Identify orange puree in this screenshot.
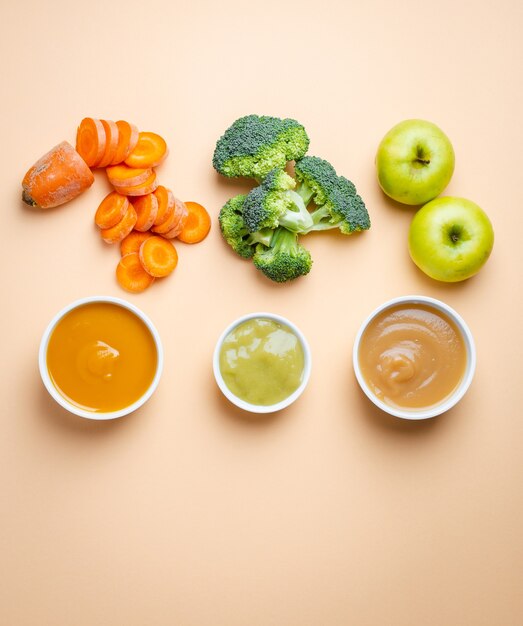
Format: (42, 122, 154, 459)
(358, 303, 466, 410)
(46, 302, 157, 413)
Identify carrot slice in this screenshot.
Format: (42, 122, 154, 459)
(116, 252, 155, 293)
(75, 118, 106, 168)
(177, 201, 211, 243)
(114, 171, 158, 196)
(125, 132, 168, 168)
(100, 204, 137, 244)
(139, 236, 178, 278)
(112, 120, 139, 165)
(152, 185, 174, 227)
(106, 164, 153, 188)
(162, 198, 188, 239)
(120, 230, 153, 256)
(97, 120, 119, 168)
(130, 193, 159, 232)
(94, 191, 129, 229)
(22, 141, 95, 209)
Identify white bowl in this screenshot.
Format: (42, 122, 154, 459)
(213, 312, 312, 414)
(39, 296, 163, 420)
(352, 295, 476, 420)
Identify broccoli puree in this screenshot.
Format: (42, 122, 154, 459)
(219, 318, 305, 406)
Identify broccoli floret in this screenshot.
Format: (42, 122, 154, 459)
(212, 114, 310, 180)
(218, 194, 273, 259)
(253, 227, 312, 283)
(294, 156, 371, 234)
(242, 169, 313, 233)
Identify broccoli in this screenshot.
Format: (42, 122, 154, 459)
(294, 156, 371, 234)
(212, 114, 310, 180)
(241, 168, 314, 234)
(253, 227, 312, 283)
(218, 194, 273, 259)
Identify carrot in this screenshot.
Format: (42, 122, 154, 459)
(97, 120, 119, 168)
(162, 197, 188, 239)
(176, 201, 211, 243)
(94, 191, 129, 229)
(114, 171, 158, 196)
(112, 120, 139, 165)
(22, 141, 95, 209)
(139, 236, 178, 277)
(120, 230, 153, 256)
(116, 252, 155, 293)
(106, 164, 153, 188)
(130, 193, 158, 231)
(125, 131, 168, 168)
(75, 118, 106, 168)
(152, 185, 174, 227)
(100, 203, 137, 244)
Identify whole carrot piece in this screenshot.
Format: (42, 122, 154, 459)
(22, 141, 94, 209)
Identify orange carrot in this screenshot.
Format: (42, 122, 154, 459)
(120, 230, 153, 256)
(100, 204, 137, 244)
(152, 185, 174, 227)
(106, 164, 153, 188)
(130, 193, 158, 231)
(75, 118, 106, 168)
(97, 120, 119, 168)
(94, 191, 129, 229)
(162, 197, 188, 239)
(139, 236, 178, 277)
(112, 120, 139, 165)
(116, 252, 155, 293)
(114, 171, 158, 196)
(22, 141, 95, 209)
(177, 201, 211, 243)
(125, 131, 168, 168)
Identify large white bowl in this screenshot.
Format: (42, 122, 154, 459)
(213, 312, 312, 414)
(352, 295, 476, 420)
(39, 296, 163, 420)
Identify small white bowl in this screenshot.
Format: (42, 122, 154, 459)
(213, 312, 312, 414)
(352, 295, 476, 420)
(39, 296, 163, 420)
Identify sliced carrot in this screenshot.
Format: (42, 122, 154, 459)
(139, 236, 178, 278)
(94, 191, 129, 229)
(120, 230, 153, 256)
(75, 118, 106, 168)
(100, 204, 137, 244)
(125, 131, 168, 168)
(116, 252, 155, 293)
(152, 185, 174, 227)
(177, 201, 211, 243)
(114, 171, 158, 196)
(106, 164, 153, 188)
(130, 193, 159, 231)
(97, 120, 119, 168)
(112, 120, 139, 165)
(22, 141, 95, 209)
(162, 198, 188, 239)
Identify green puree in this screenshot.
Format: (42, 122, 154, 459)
(219, 318, 305, 406)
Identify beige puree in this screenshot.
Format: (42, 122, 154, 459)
(358, 303, 467, 410)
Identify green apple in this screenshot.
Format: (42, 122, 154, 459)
(408, 197, 494, 282)
(376, 119, 455, 205)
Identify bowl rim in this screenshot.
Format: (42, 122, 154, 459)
(39, 295, 164, 420)
(213, 311, 312, 414)
(352, 295, 476, 420)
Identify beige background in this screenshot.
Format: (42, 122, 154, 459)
(1, 0, 522, 624)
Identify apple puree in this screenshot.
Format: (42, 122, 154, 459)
(358, 304, 466, 410)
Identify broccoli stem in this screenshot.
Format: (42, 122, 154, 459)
(278, 190, 314, 232)
(295, 181, 315, 206)
(301, 205, 339, 233)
